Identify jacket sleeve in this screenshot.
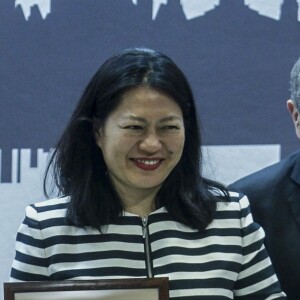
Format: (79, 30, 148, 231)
(10, 204, 49, 281)
(233, 194, 286, 299)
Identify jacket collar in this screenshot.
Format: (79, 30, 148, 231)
(288, 153, 300, 232)
(291, 152, 300, 186)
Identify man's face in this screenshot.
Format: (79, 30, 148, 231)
(287, 99, 300, 139)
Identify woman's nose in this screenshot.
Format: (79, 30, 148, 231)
(139, 133, 162, 153)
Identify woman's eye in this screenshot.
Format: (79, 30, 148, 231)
(124, 125, 143, 130)
(161, 125, 179, 130)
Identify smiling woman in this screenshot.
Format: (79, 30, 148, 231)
(9, 48, 286, 299)
(94, 86, 185, 216)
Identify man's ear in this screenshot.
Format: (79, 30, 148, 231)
(287, 99, 300, 139)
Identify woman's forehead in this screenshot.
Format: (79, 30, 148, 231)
(110, 87, 183, 118)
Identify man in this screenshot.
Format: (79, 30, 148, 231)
(228, 58, 300, 299)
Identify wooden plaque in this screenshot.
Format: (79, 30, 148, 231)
(4, 278, 169, 300)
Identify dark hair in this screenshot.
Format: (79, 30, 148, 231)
(44, 48, 229, 231)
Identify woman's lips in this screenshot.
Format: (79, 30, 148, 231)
(132, 158, 163, 170)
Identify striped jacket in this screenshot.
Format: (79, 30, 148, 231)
(10, 193, 286, 299)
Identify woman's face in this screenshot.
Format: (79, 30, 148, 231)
(95, 86, 185, 198)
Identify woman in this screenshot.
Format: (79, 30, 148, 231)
(10, 48, 286, 299)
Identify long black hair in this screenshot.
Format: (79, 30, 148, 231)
(44, 48, 229, 231)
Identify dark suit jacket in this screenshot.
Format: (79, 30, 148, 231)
(228, 150, 300, 300)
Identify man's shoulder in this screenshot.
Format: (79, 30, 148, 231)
(228, 150, 300, 193)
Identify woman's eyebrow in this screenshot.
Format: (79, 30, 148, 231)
(159, 116, 183, 123)
(120, 115, 182, 123)
(121, 115, 148, 123)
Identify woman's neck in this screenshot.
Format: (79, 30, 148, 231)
(123, 198, 156, 217)
(117, 187, 160, 217)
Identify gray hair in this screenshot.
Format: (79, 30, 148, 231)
(290, 57, 300, 111)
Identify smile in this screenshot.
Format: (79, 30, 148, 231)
(132, 159, 163, 170)
(136, 159, 161, 165)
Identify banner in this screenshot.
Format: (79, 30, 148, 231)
(1, 1, 300, 299)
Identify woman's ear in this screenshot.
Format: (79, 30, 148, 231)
(287, 99, 300, 139)
(94, 129, 102, 149)
(93, 119, 103, 148)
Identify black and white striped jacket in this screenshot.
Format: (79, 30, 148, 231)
(10, 193, 286, 299)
